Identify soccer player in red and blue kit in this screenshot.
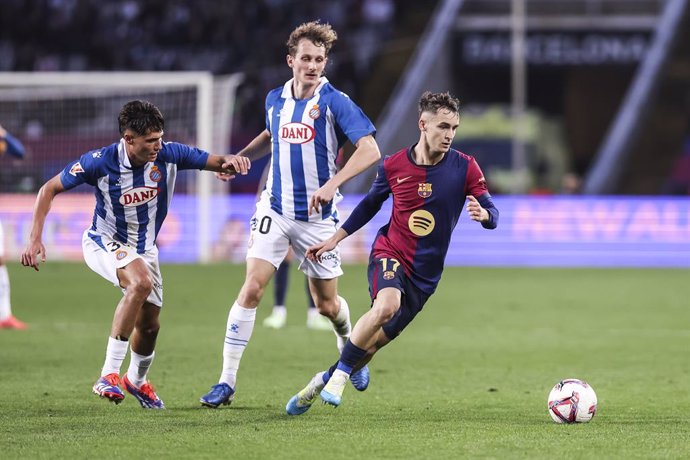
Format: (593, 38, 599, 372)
(286, 91, 498, 414)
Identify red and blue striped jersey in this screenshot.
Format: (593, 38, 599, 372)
(342, 146, 498, 294)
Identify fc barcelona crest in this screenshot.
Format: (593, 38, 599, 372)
(418, 182, 433, 198)
(308, 104, 321, 119)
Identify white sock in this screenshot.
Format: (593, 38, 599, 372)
(332, 296, 352, 352)
(0, 265, 12, 320)
(101, 336, 129, 376)
(220, 301, 256, 388)
(127, 350, 155, 388)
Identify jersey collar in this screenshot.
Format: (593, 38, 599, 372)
(281, 76, 329, 100)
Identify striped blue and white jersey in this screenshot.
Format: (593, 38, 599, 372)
(59, 139, 209, 253)
(259, 77, 375, 222)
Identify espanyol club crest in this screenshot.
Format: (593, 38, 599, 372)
(115, 250, 128, 261)
(149, 165, 162, 182)
(308, 104, 321, 119)
(418, 182, 433, 198)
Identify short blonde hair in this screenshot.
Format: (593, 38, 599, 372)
(286, 21, 338, 56)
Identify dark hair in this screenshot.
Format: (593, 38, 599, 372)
(418, 91, 460, 117)
(118, 100, 164, 136)
(286, 21, 338, 56)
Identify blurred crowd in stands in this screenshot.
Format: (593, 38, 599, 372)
(0, 0, 397, 99)
(0, 0, 410, 193)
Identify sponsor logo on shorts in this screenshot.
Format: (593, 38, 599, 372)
(119, 186, 159, 207)
(280, 122, 315, 144)
(319, 251, 340, 268)
(115, 250, 128, 260)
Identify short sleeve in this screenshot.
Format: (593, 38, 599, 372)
(465, 156, 490, 197)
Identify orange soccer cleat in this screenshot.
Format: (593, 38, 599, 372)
(0, 315, 28, 330)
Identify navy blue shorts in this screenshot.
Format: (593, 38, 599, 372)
(367, 255, 431, 340)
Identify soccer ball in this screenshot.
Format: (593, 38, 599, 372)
(547, 378, 597, 423)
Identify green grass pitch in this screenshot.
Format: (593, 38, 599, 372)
(1, 262, 688, 459)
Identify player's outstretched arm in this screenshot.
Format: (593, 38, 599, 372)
(309, 135, 381, 215)
(306, 228, 349, 262)
(21, 175, 65, 271)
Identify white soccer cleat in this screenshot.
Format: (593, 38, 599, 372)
(285, 371, 326, 415)
(306, 309, 332, 331)
(263, 308, 287, 329)
(320, 369, 349, 407)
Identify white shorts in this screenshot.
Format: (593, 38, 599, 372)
(246, 207, 343, 279)
(82, 231, 163, 307)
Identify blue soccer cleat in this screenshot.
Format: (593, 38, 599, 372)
(200, 383, 235, 408)
(350, 365, 370, 391)
(286, 372, 325, 416)
(320, 369, 349, 407)
(92, 373, 125, 404)
(122, 374, 165, 409)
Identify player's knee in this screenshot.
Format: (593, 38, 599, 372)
(138, 319, 160, 338)
(239, 277, 265, 305)
(128, 275, 153, 299)
(371, 301, 398, 326)
(314, 297, 338, 318)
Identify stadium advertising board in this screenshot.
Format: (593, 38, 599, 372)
(1, 194, 688, 267)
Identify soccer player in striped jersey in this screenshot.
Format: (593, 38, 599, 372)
(21, 100, 249, 408)
(285, 91, 499, 415)
(0, 124, 28, 330)
(200, 21, 381, 408)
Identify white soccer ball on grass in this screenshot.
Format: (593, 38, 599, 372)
(547, 378, 597, 423)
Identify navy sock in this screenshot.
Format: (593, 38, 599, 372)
(274, 260, 290, 306)
(322, 363, 338, 384)
(335, 340, 368, 375)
